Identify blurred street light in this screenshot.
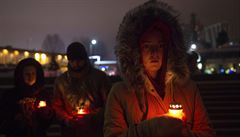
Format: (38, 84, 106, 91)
(14, 50, 19, 56)
(35, 53, 40, 61)
(91, 39, 97, 45)
(90, 39, 97, 55)
(24, 51, 30, 57)
(190, 43, 197, 51)
(2, 49, 8, 55)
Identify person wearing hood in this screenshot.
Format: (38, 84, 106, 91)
(52, 42, 111, 137)
(104, 1, 215, 137)
(0, 58, 54, 137)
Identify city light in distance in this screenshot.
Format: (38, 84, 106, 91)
(91, 39, 97, 45)
(190, 44, 197, 51)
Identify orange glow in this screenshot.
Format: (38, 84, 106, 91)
(38, 101, 47, 108)
(74, 106, 90, 118)
(167, 103, 184, 120)
(168, 109, 184, 119)
(77, 108, 88, 115)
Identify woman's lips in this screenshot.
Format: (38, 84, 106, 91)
(150, 59, 159, 63)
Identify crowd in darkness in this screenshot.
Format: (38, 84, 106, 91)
(0, 1, 215, 137)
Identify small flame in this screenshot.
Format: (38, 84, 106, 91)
(77, 108, 88, 115)
(38, 101, 47, 108)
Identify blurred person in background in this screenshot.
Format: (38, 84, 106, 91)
(0, 58, 54, 137)
(53, 42, 111, 137)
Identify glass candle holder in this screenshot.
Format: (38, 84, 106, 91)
(75, 106, 89, 118)
(168, 102, 184, 120)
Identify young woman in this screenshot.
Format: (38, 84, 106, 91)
(104, 1, 215, 137)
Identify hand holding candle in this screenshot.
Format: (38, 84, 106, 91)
(67, 106, 91, 128)
(18, 97, 36, 117)
(75, 106, 90, 118)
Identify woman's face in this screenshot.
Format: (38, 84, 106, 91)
(140, 30, 165, 77)
(23, 65, 37, 86)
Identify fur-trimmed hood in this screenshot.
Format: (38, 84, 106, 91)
(115, 0, 189, 89)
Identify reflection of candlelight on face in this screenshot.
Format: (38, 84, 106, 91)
(167, 103, 184, 120)
(38, 101, 47, 108)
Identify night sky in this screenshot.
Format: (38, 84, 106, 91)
(0, 0, 239, 59)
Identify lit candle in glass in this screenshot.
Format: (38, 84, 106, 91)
(76, 106, 89, 118)
(38, 101, 47, 108)
(77, 108, 88, 115)
(168, 102, 184, 120)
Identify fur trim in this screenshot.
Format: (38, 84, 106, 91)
(116, 1, 189, 88)
(115, 1, 190, 113)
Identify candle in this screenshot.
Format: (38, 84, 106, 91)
(167, 102, 184, 120)
(38, 101, 47, 108)
(77, 108, 88, 115)
(75, 106, 89, 118)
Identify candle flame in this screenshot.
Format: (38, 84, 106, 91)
(38, 101, 47, 108)
(77, 108, 88, 114)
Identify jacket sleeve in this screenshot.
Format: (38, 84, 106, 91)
(99, 73, 112, 105)
(190, 86, 216, 137)
(52, 78, 72, 123)
(104, 84, 129, 137)
(104, 83, 183, 137)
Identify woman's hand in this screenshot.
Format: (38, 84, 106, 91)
(136, 116, 184, 137)
(34, 106, 55, 120)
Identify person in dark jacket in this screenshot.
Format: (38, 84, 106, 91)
(52, 42, 111, 137)
(104, 1, 215, 137)
(0, 58, 54, 137)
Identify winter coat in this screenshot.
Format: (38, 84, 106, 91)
(53, 64, 111, 137)
(104, 1, 215, 137)
(104, 79, 215, 137)
(0, 58, 54, 137)
(0, 87, 54, 137)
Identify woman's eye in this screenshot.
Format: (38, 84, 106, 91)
(142, 43, 164, 52)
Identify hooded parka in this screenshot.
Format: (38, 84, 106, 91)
(104, 1, 215, 137)
(0, 58, 54, 137)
